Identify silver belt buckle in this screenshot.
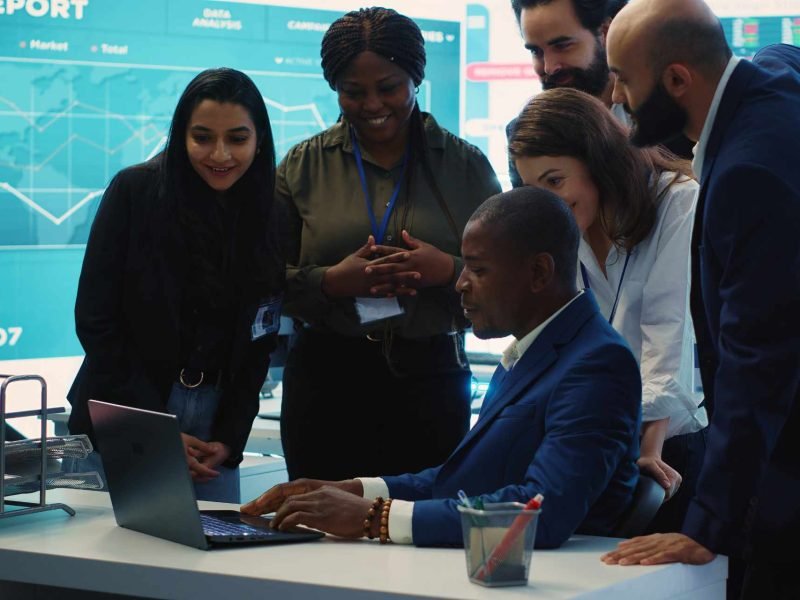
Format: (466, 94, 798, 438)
(179, 368, 204, 388)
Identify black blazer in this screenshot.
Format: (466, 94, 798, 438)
(68, 160, 282, 465)
(685, 53, 800, 560)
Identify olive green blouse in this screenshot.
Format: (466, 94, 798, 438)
(277, 113, 501, 338)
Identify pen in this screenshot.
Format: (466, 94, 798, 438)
(474, 494, 544, 582)
(457, 489, 474, 509)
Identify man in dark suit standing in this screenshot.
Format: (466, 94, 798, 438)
(600, 1, 800, 598)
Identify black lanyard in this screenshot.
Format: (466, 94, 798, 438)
(350, 127, 408, 244)
(580, 252, 632, 326)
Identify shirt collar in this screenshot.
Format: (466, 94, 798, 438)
(610, 102, 633, 128)
(500, 291, 584, 371)
(692, 55, 740, 180)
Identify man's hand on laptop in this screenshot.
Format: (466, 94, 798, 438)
(241, 478, 363, 516)
(269, 486, 375, 538)
(181, 433, 231, 482)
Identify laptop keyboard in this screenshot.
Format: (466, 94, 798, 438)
(200, 514, 271, 537)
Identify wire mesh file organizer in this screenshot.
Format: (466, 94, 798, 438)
(0, 373, 77, 519)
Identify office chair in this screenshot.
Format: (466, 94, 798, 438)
(611, 474, 666, 538)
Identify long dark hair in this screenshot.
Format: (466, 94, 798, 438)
(164, 67, 275, 205)
(509, 87, 694, 250)
(160, 67, 283, 299)
(320, 7, 460, 243)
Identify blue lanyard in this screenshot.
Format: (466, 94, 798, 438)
(580, 252, 632, 326)
(350, 127, 408, 244)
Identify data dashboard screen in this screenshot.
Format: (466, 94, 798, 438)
(722, 15, 800, 56)
(1, 0, 798, 363)
(0, 0, 460, 360)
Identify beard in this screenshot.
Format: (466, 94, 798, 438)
(541, 38, 610, 98)
(627, 81, 689, 147)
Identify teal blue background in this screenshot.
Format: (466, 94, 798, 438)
(0, 1, 461, 360)
(720, 16, 800, 56)
(465, 3, 490, 156)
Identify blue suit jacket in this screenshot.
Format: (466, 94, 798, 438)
(383, 291, 641, 548)
(685, 55, 800, 560)
(753, 43, 800, 75)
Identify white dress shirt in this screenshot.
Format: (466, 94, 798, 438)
(611, 102, 633, 128)
(578, 172, 708, 439)
(500, 291, 583, 371)
(359, 292, 584, 545)
(692, 55, 741, 180)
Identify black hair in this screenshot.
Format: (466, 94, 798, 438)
(163, 67, 275, 203)
(161, 67, 283, 303)
(321, 7, 461, 245)
(649, 17, 732, 78)
(470, 186, 580, 286)
(511, 0, 627, 31)
(321, 7, 426, 90)
(604, 0, 628, 20)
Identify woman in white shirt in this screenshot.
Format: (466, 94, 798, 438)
(508, 87, 707, 533)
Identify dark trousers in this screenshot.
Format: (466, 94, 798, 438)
(646, 427, 707, 533)
(728, 557, 800, 600)
(280, 329, 472, 481)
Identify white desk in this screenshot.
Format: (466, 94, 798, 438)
(246, 399, 284, 455)
(237, 455, 288, 501)
(0, 490, 726, 599)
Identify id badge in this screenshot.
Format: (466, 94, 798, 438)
(251, 296, 282, 340)
(354, 296, 404, 324)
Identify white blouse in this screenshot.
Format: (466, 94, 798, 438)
(578, 172, 708, 439)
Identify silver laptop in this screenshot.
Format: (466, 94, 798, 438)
(88, 399, 324, 549)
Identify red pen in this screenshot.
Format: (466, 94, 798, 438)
(474, 494, 544, 581)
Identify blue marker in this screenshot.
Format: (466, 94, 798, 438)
(457, 489, 474, 509)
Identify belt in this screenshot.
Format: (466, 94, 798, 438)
(178, 367, 221, 389)
(366, 330, 385, 342)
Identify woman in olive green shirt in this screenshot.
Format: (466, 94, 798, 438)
(277, 7, 501, 480)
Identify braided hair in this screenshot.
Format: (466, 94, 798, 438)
(320, 7, 460, 245)
(321, 7, 425, 90)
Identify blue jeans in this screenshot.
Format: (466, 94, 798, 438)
(65, 383, 240, 503)
(165, 382, 240, 503)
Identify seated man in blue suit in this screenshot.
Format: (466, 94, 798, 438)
(242, 186, 642, 549)
(602, 1, 800, 598)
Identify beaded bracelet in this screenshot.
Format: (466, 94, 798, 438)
(379, 498, 393, 544)
(363, 496, 383, 540)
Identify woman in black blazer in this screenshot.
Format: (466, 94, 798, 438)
(67, 68, 284, 502)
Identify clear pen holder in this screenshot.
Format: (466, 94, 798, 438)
(458, 502, 540, 587)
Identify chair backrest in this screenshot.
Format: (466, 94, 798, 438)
(611, 474, 665, 538)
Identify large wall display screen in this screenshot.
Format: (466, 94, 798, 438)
(0, 1, 460, 360)
(722, 15, 800, 55)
